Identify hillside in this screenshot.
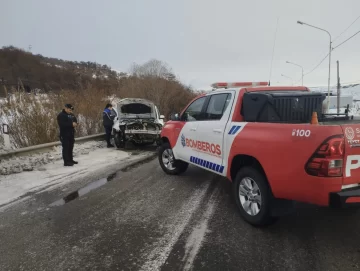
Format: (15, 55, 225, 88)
(0, 47, 198, 148)
(0, 46, 128, 94)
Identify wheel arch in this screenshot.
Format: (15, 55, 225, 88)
(160, 136, 170, 145)
(230, 154, 269, 185)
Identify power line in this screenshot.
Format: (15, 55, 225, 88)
(294, 48, 332, 81)
(296, 29, 359, 80)
(291, 18, 360, 83)
(333, 15, 360, 42)
(333, 30, 360, 50)
(340, 79, 360, 85)
(291, 53, 329, 84)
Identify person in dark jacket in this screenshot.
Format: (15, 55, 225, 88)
(57, 104, 78, 166)
(103, 103, 117, 148)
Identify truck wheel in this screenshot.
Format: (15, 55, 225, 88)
(159, 143, 188, 175)
(233, 167, 277, 227)
(114, 133, 125, 149)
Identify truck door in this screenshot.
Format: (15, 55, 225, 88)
(195, 92, 234, 176)
(172, 96, 208, 163)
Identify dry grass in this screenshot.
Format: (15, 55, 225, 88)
(0, 87, 112, 148)
(0, 81, 196, 148)
(0, 60, 197, 148)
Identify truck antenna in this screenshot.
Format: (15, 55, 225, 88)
(269, 17, 279, 84)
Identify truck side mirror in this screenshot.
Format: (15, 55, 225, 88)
(170, 113, 180, 121)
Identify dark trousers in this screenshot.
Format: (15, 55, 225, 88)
(60, 135, 75, 164)
(104, 125, 112, 145)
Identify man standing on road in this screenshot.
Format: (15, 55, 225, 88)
(57, 104, 78, 166)
(103, 103, 117, 148)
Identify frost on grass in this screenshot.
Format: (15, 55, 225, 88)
(0, 90, 107, 149)
(0, 140, 107, 175)
(0, 135, 4, 153)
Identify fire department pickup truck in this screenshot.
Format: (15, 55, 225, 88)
(158, 81, 360, 226)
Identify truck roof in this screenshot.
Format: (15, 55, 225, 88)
(211, 86, 309, 93)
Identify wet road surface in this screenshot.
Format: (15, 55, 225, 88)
(0, 158, 360, 270)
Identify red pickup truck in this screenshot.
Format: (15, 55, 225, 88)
(158, 81, 360, 226)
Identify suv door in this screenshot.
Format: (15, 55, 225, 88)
(172, 96, 207, 162)
(194, 92, 234, 176)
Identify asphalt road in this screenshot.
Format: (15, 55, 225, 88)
(0, 157, 360, 271)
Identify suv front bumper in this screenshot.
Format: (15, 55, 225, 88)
(125, 130, 161, 135)
(329, 186, 360, 207)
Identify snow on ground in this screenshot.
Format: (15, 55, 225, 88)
(0, 141, 108, 175)
(0, 140, 149, 208)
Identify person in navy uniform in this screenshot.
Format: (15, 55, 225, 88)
(57, 104, 78, 166)
(103, 103, 117, 148)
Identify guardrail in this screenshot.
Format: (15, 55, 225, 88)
(0, 133, 105, 159)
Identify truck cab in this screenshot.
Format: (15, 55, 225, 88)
(158, 81, 360, 226)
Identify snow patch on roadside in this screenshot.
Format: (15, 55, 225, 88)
(0, 141, 107, 175)
(0, 145, 132, 207)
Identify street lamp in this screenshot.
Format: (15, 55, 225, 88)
(286, 61, 304, 86)
(297, 20, 332, 112)
(281, 74, 294, 85)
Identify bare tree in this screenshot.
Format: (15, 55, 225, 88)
(130, 59, 176, 80)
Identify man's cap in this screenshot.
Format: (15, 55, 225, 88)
(65, 104, 74, 110)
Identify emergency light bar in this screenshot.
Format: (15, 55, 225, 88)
(211, 81, 269, 89)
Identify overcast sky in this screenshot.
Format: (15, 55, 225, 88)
(1, 0, 360, 89)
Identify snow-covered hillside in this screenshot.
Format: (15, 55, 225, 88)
(309, 84, 360, 116)
(309, 84, 360, 98)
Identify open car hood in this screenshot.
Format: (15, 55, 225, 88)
(117, 98, 154, 107)
(116, 98, 156, 119)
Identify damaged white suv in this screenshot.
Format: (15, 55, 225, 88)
(112, 98, 165, 148)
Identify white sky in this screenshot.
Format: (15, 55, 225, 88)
(1, 0, 360, 89)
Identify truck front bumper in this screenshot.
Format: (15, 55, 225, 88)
(329, 186, 360, 208)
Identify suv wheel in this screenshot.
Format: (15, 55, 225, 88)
(233, 166, 277, 227)
(158, 143, 188, 175)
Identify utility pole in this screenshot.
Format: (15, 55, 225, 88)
(337, 60, 340, 115)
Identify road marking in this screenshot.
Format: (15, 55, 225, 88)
(139, 182, 211, 271)
(182, 188, 218, 271)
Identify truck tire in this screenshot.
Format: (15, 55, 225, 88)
(158, 142, 188, 175)
(233, 166, 277, 227)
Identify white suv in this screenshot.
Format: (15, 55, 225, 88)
(112, 98, 165, 148)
